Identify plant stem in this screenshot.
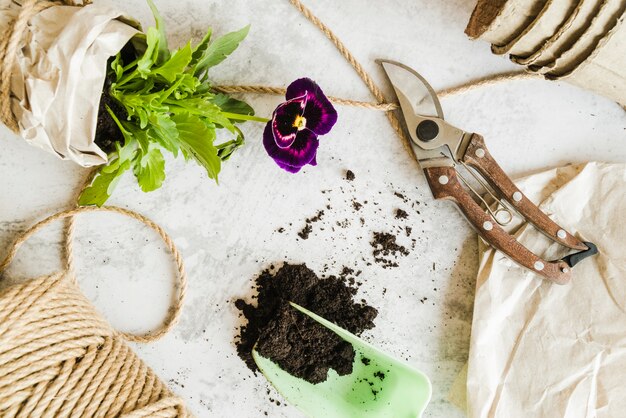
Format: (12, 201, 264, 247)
(116, 69, 139, 88)
(221, 112, 269, 123)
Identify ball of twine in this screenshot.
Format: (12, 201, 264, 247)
(0, 205, 190, 417)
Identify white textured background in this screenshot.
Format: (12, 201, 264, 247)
(1, 0, 625, 417)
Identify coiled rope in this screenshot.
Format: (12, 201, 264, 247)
(0, 206, 189, 417)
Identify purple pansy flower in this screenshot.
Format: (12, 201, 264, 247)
(263, 78, 337, 173)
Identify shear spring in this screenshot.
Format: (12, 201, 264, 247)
(455, 163, 514, 226)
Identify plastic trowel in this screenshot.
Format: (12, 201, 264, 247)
(252, 302, 432, 418)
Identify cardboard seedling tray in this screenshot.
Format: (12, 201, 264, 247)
(516, 0, 602, 66)
(492, 0, 580, 57)
(466, 0, 548, 45)
(541, 0, 626, 76)
(560, 15, 626, 106)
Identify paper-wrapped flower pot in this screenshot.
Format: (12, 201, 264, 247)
(465, 0, 548, 45)
(515, 0, 603, 66)
(542, 0, 625, 76)
(0, 0, 138, 167)
(491, 0, 580, 56)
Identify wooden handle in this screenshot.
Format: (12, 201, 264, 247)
(424, 166, 572, 284)
(460, 133, 587, 251)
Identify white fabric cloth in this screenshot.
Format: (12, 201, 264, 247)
(466, 162, 626, 418)
(2, 1, 138, 166)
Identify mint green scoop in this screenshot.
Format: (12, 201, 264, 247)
(252, 303, 432, 418)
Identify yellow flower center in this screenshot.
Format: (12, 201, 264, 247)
(293, 115, 307, 131)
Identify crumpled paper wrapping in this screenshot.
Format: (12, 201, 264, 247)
(2, 1, 139, 167)
(466, 162, 626, 418)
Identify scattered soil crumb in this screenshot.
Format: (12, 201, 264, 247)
(339, 266, 355, 279)
(352, 200, 363, 211)
(393, 191, 407, 202)
(346, 170, 355, 181)
(298, 224, 312, 240)
(370, 232, 410, 269)
(309, 210, 324, 223)
(298, 210, 325, 240)
(235, 263, 377, 384)
(336, 219, 350, 228)
(395, 209, 408, 219)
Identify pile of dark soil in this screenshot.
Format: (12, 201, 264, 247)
(95, 43, 137, 154)
(235, 263, 377, 384)
(95, 73, 126, 154)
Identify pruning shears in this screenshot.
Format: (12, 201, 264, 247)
(379, 59, 597, 283)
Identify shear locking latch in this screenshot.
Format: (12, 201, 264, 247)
(562, 242, 598, 268)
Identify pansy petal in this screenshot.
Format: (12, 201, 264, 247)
(309, 154, 317, 166)
(276, 161, 302, 173)
(272, 98, 306, 148)
(263, 122, 319, 170)
(286, 78, 337, 136)
(286, 78, 319, 100)
(303, 95, 337, 135)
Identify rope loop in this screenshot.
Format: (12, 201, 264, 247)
(0, 205, 187, 344)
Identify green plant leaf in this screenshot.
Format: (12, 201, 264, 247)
(136, 27, 160, 77)
(210, 93, 255, 117)
(165, 97, 235, 132)
(190, 28, 212, 66)
(151, 42, 193, 83)
(110, 53, 124, 81)
(217, 127, 245, 161)
(173, 112, 220, 179)
(194, 25, 249, 76)
(78, 159, 131, 207)
(146, 0, 170, 64)
(148, 113, 180, 156)
(133, 146, 166, 192)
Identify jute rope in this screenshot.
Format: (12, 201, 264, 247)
(0, 206, 190, 416)
(0, 205, 187, 344)
(214, 70, 539, 112)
